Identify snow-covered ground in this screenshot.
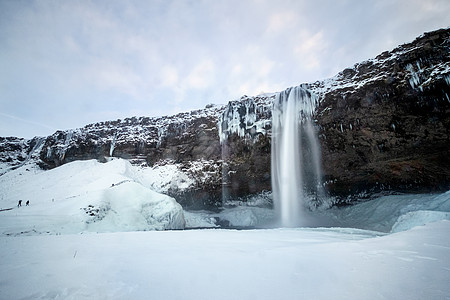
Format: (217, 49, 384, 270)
(1, 159, 450, 299)
(0, 159, 185, 235)
(1, 223, 449, 299)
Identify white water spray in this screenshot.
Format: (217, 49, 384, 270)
(271, 86, 324, 227)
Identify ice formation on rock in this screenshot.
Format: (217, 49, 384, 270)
(218, 94, 274, 144)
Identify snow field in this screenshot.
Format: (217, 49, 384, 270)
(1, 222, 449, 299)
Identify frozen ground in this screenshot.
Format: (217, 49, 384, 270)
(1, 223, 450, 299)
(1, 159, 450, 299)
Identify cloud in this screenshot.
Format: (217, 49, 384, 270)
(160, 65, 179, 88)
(185, 59, 216, 90)
(293, 30, 328, 70)
(266, 11, 298, 34)
(0, 112, 54, 130)
(84, 59, 144, 98)
(0, 113, 55, 138)
(1, 0, 450, 138)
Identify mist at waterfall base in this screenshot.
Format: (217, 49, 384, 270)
(271, 86, 327, 227)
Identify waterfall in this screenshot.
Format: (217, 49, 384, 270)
(271, 86, 324, 227)
(110, 132, 117, 157)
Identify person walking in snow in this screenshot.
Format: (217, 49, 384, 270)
(18, 200, 22, 207)
(26, 200, 29, 206)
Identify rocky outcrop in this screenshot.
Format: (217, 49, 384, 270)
(0, 137, 46, 174)
(316, 28, 450, 199)
(1, 28, 449, 208)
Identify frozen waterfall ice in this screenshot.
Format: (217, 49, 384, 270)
(271, 86, 325, 227)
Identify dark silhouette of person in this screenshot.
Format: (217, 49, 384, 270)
(26, 200, 30, 206)
(18, 200, 22, 207)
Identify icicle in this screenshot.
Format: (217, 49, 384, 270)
(445, 75, 450, 86)
(218, 95, 274, 144)
(406, 63, 421, 89)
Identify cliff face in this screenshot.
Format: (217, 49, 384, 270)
(39, 106, 226, 209)
(1, 28, 449, 208)
(218, 28, 450, 203)
(315, 28, 450, 198)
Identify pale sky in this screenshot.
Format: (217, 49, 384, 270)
(1, 0, 449, 138)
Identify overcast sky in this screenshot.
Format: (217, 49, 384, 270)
(1, 0, 449, 138)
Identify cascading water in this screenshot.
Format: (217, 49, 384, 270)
(271, 86, 325, 227)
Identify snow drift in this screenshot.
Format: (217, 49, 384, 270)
(0, 159, 185, 235)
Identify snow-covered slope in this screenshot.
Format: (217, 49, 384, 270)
(0, 159, 185, 235)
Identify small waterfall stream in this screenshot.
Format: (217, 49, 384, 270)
(271, 86, 325, 227)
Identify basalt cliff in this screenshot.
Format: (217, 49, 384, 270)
(1, 28, 449, 209)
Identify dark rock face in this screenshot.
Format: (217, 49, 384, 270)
(1, 28, 449, 208)
(0, 137, 46, 174)
(0, 137, 28, 173)
(39, 108, 223, 168)
(316, 28, 450, 199)
(219, 95, 274, 201)
(218, 28, 450, 203)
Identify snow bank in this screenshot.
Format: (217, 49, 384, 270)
(320, 191, 450, 232)
(184, 210, 218, 228)
(91, 182, 185, 231)
(0, 159, 185, 235)
(184, 206, 275, 229)
(216, 207, 259, 227)
(391, 210, 450, 233)
(214, 206, 274, 227)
